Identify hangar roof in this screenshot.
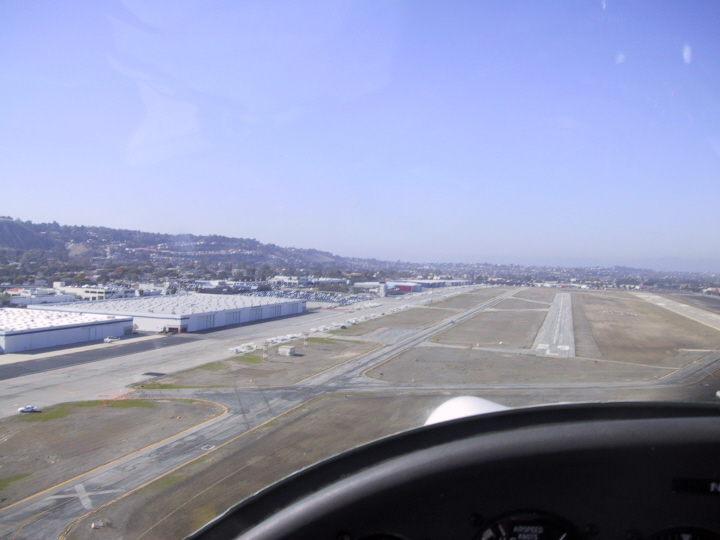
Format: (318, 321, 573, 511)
(30, 293, 301, 317)
(0, 308, 130, 333)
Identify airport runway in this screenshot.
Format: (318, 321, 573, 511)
(0, 291, 460, 418)
(633, 292, 720, 332)
(532, 292, 576, 357)
(0, 288, 516, 539)
(2, 287, 719, 539)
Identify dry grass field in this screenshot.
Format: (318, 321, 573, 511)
(513, 288, 557, 303)
(365, 346, 669, 385)
(57, 287, 720, 540)
(495, 297, 550, 310)
(0, 399, 223, 509)
(66, 393, 451, 540)
(574, 292, 720, 366)
(425, 287, 510, 310)
(135, 339, 378, 389)
(430, 309, 547, 350)
(331, 306, 457, 336)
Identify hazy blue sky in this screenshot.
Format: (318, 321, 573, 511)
(2, 1, 720, 267)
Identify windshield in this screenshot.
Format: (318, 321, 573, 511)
(1, 1, 720, 539)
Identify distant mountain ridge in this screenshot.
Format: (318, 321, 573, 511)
(0, 218, 355, 269)
(485, 254, 720, 274)
(1, 217, 718, 276)
(0, 219, 56, 250)
(618, 257, 720, 274)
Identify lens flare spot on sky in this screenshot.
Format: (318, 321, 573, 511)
(683, 44, 692, 64)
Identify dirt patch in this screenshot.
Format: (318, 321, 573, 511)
(0, 399, 223, 509)
(65, 393, 452, 540)
(578, 293, 720, 366)
(430, 309, 547, 350)
(426, 287, 511, 310)
(366, 347, 666, 384)
(135, 339, 378, 389)
(331, 307, 457, 337)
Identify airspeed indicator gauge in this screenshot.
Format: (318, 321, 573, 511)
(479, 511, 580, 540)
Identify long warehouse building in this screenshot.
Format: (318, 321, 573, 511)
(29, 293, 305, 333)
(0, 308, 133, 353)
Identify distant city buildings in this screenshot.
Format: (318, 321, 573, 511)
(4, 287, 77, 306)
(352, 279, 471, 294)
(53, 282, 135, 301)
(267, 276, 309, 287)
(267, 276, 351, 288)
(311, 277, 351, 286)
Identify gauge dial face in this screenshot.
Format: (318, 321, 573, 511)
(479, 512, 578, 540)
(648, 527, 720, 540)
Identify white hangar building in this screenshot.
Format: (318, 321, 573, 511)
(0, 308, 133, 354)
(29, 293, 306, 333)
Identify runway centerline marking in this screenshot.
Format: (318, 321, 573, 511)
(532, 292, 575, 357)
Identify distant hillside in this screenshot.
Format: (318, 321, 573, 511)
(0, 219, 57, 250)
(620, 257, 720, 274)
(0, 218, 353, 269)
(2, 218, 718, 284)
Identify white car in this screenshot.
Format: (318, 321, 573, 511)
(103, 336, 120, 343)
(18, 405, 38, 413)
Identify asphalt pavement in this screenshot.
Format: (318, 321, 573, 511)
(532, 292, 576, 357)
(0, 335, 199, 381)
(0, 297, 440, 417)
(2, 287, 719, 540)
(0, 287, 506, 539)
(633, 292, 720, 332)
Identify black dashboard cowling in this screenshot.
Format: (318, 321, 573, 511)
(188, 402, 720, 540)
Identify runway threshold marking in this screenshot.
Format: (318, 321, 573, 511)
(59, 397, 318, 540)
(10, 419, 229, 540)
(45, 483, 122, 510)
(0, 398, 228, 514)
(531, 292, 575, 357)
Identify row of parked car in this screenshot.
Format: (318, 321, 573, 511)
(248, 290, 374, 306)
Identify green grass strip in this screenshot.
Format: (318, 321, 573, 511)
(0, 473, 31, 491)
(197, 362, 227, 371)
(19, 400, 155, 421)
(307, 337, 337, 344)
